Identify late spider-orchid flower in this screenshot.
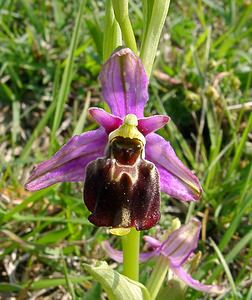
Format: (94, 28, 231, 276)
(103, 218, 225, 294)
(25, 47, 202, 230)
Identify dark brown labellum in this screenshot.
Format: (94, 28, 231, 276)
(83, 137, 160, 230)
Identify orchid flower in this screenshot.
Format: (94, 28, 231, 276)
(103, 218, 225, 294)
(25, 47, 202, 230)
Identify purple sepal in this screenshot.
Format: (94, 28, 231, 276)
(145, 133, 202, 201)
(99, 47, 149, 118)
(170, 265, 226, 294)
(25, 128, 107, 191)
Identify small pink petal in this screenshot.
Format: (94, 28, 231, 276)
(89, 107, 122, 134)
(138, 115, 170, 135)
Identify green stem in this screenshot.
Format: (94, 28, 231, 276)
(122, 228, 140, 281)
(118, 16, 138, 53)
(146, 256, 169, 299)
(112, 0, 138, 53)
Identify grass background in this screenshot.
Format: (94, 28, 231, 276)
(0, 0, 252, 299)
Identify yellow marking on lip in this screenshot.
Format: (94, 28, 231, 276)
(109, 228, 131, 236)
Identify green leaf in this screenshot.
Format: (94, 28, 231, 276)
(103, 0, 122, 61)
(0, 283, 21, 293)
(140, 0, 171, 77)
(83, 261, 151, 300)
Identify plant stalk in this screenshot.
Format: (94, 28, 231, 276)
(122, 228, 140, 281)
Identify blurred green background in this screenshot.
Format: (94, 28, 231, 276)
(0, 0, 251, 299)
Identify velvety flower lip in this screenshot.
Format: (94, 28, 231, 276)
(25, 47, 202, 229)
(103, 218, 226, 294)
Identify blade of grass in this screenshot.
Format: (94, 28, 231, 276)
(12, 214, 91, 225)
(140, 0, 171, 77)
(29, 276, 91, 290)
(202, 139, 235, 183)
(228, 113, 252, 175)
(20, 0, 43, 33)
(12, 100, 20, 146)
(1, 187, 53, 224)
(208, 230, 252, 282)
(210, 238, 237, 298)
(141, 0, 154, 45)
(73, 91, 91, 135)
(204, 131, 222, 189)
(1, 229, 35, 250)
(62, 251, 76, 300)
(103, 0, 122, 61)
(20, 101, 56, 160)
(219, 164, 252, 251)
(0, 284, 22, 293)
(230, 0, 236, 25)
(52, 0, 65, 28)
(51, 0, 86, 145)
(20, 64, 61, 160)
(247, 285, 252, 300)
